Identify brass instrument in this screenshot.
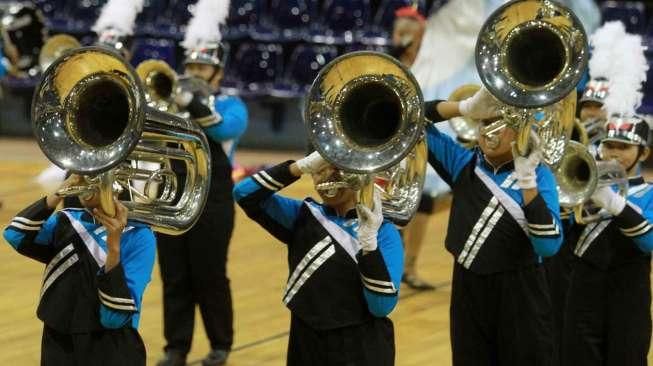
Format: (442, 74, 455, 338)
(39, 34, 80, 72)
(136, 59, 178, 113)
(475, 0, 588, 159)
(571, 117, 606, 146)
(32, 46, 211, 235)
(305, 51, 426, 225)
(554, 141, 627, 224)
(448, 84, 480, 146)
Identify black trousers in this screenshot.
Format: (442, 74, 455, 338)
(157, 201, 235, 354)
(41, 324, 145, 366)
(287, 314, 395, 366)
(450, 263, 554, 366)
(561, 259, 651, 366)
(543, 242, 575, 364)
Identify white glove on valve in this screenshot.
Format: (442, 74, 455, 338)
(590, 186, 626, 216)
(356, 190, 384, 253)
(295, 151, 330, 174)
(458, 86, 502, 120)
(512, 143, 541, 190)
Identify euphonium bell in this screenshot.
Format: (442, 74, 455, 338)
(475, 0, 588, 158)
(39, 34, 81, 72)
(554, 141, 627, 223)
(305, 51, 426, 225)
(32, 46, 212, 235)
(136, 59, 178, 113)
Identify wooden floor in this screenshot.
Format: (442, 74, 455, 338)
(0, 137, 650, 365)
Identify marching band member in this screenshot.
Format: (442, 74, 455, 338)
(424, 88, 562, 365)
(233, 153, 403, 366)
(561, 24, 652, 365)
(3, 174, 156, 365)
(156, 1, 248, 365)
(546, 21, 627, 364)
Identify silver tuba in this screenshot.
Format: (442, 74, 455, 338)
(475, 0, 588, 160)
(32, 46, 211, 235)
(305, 51, 426, 226)
(554, 141, 627, 223)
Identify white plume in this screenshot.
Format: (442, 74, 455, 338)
(181, 0, 231, 51)
(599, 27, 649, 116)
(588, 21, 627, 80)
(91, 0, 145, 36)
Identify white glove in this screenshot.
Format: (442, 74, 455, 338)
(512, 143, 541, 189)
(174, 90, 193, 108)
(295, 151, 329, 174)
(356, 190, 383, 252)
(458, 86, 502, 120)
(590, 186, 626, 216)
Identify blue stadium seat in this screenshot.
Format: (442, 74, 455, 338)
(227, 42, 284, 97)
(225, 0, 266, 41)
(67, 0, 102, 33)
(130, 38, 177, 70)
(256, 0, 320, 42)
(272, 44, 338, 98)
(310, 0, 370, 45)
(637, 38, 653, 114)
(600, 1, 647, 34)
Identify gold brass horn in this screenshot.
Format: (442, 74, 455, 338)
(448, 84, 480, 146)
(32, 46, 211, 235)
(554, 141, 627, 224)
(305, 51, 426, 225)
(475, 0, 588, 158)
(39, 34, 81, 72)
(136, 59, 178, 113)
(571, 117, 606, 146)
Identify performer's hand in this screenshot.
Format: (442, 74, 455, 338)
(174, 90, 194, 108)
(295, 151, 330, 175)
(356, 190, 383, 253)
(93, 199, 128, 244)
(512, 141, 541, 190)
(458, 86, 501, 120)
(590, 186, 626, 216)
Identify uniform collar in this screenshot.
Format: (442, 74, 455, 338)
(306, 198, 357, 219)
(477, 150, 515, 174)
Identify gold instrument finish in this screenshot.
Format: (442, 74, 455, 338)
(571, 117, 606, 146)
(448, 84, 481, 145)
(32, 46, 212, 235)
(136, 59, 178, 113)
(555, 141, 627, 224)
(39, 34, 81, 72)
(305, 51, 427, 225)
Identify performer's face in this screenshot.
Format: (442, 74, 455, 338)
(599, 141, 649, 174)
(311, 165, 357, 207)
(478, 117, 516, 160)
(185, 63, 224, 88)
(580, 101, 607, 122)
